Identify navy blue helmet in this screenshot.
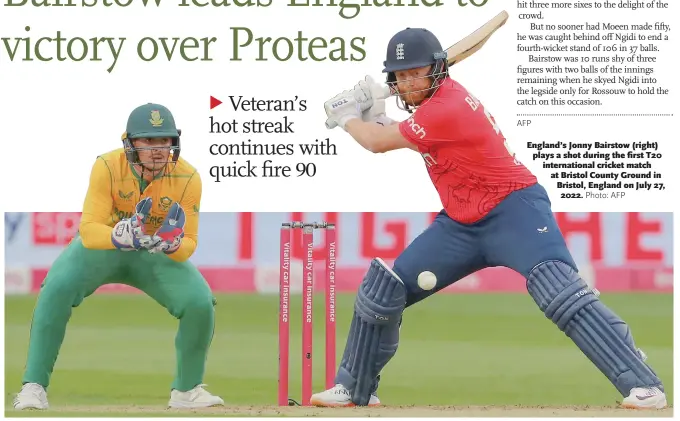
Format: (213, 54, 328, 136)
(382, 28, 449, 110)
(383, 28, 447, 73)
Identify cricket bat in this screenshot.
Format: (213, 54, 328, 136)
(443, 10, 509, 66)
(325, 10, 509, 129)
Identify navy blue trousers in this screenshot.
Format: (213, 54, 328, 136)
(393, 183, 577, 307)
(344, 182, 662, 399)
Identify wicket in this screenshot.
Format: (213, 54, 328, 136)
(278, 221, 337, 406)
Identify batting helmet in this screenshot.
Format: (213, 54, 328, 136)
(383, 28, 447, 74)
(121, 103, 181, 166)
(382, 28, 449, 110)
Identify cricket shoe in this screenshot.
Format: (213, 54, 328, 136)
(621, 386, 667, 409)
(13, 383, 49, 410)
(310, 384, 381, 407)
(168, 384, 224, 408)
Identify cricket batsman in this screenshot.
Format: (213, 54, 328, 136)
(313, 28, 667, 409)
(13, 103, 224, 410)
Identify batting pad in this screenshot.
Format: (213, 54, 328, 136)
(527, 260, 662, 396)
(335, 258, 406, 406)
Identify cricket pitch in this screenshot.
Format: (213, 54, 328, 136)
(5, 405, 674, 417)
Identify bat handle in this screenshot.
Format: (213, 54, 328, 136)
(325, 85, 391, 129)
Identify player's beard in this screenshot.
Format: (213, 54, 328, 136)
(396, 76, 438, 108)
(396, 84, 431, 108)
(402, 90, 427, 107)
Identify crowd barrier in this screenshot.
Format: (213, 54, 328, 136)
(5, 212, 673, 295)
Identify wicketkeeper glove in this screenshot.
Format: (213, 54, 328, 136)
(111, 197, 160, 251)
(148, 202, 186, 255)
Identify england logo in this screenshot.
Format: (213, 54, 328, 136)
(396, 43, 405, 60)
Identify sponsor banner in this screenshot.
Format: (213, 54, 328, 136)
(6, 212, 673, 295)
(32, 212, 82, 246)
(28, 264, 672, 294)
(5, 212, 674, 265)
(5, 267, 31, 295)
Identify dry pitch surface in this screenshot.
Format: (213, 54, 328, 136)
(6, 405, 674, 417)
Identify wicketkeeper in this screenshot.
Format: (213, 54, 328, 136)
(13, 103, 224, 410)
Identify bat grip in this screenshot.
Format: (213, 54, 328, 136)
(325, 85, 391, 129)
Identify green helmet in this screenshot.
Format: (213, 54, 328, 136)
(121, 103, 181, 166)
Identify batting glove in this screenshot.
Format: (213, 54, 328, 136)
(352, 76, 375, 108)
(352, 76, 396, 126)
(148, 202, 186, 255)
(362, 98, 397, 126)
(324, 91, 362, 130)
(111, 197, 160, 251)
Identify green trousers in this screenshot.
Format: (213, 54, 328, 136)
(22, 236, 216, 392)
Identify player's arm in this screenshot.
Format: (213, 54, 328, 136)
(324, 90, 416, 153)
(165, 171, 202, 262)
(343, 118, 417, 153)
(79, 157, 117, 250)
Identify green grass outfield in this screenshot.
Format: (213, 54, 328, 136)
(5, 292, 673, 417)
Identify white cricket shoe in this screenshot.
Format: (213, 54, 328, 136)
(621, 386, 667, 409)
(310, 384, 381, 407)
(168, 384, 224, 408)
(13, 383, 49, 410)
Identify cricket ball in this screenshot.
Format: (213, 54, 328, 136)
(417, 271, 437, 290)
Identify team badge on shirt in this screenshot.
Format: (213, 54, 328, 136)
(159, 196, 173, 211)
